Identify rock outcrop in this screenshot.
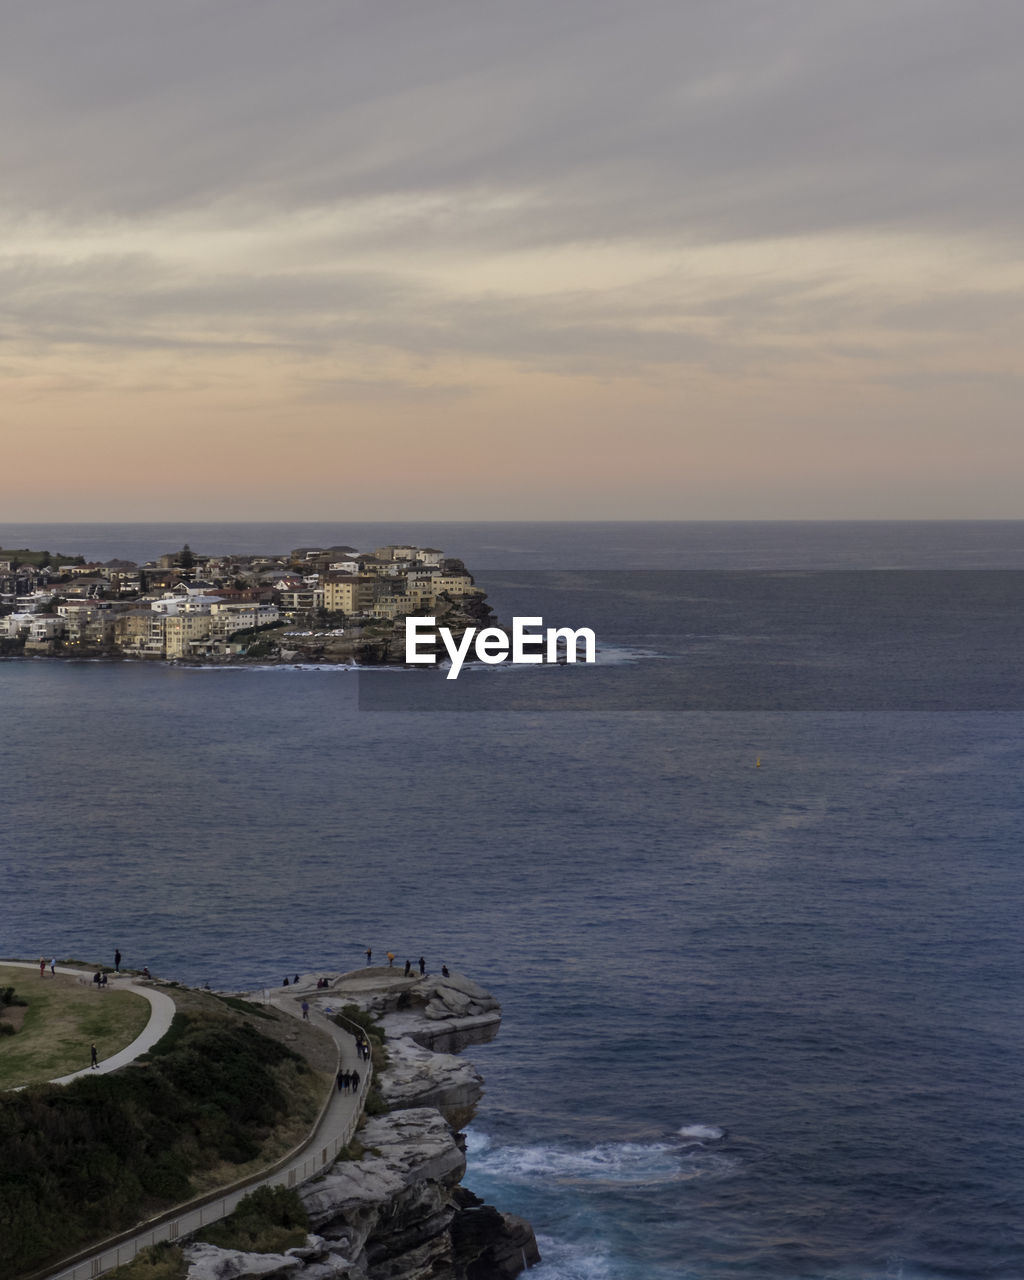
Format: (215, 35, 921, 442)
(339, 972, 501, 1056)
(378, 1039, 483, 1130)
(186, 973, 538, 1280)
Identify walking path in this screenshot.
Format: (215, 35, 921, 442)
(38, 982, 371, 1280)
(1, 960, 176, 1084)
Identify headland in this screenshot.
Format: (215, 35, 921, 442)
(0, 961, 538, 1280)
(0, 541, 496, 665)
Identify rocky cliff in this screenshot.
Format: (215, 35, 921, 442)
(184, 972, 538, 1280)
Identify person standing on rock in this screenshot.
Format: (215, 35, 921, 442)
(418, 956, 426, 975)
(365, 947, 372, 965)
(301, 999, 310, 1020)
(404, 959, 412, 976)
(387, 951, 395, 967)
(114, 949, 121, 973)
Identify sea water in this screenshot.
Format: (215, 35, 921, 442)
(1, 522, 1022, 1279)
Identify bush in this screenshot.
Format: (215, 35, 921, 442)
(0, 1013, 308, 1276)
(107, 1241, 185, 1279)
(195, 1186, 309, 1254)
(336, 1005, 384, 1042)
(362, 1086, 389, 1117)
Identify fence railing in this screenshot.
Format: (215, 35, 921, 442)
(39, 1012, 371, 1280)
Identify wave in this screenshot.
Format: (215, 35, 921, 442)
(531, 1235, 615, 1280)
(678, 1123, 725, 1142)
(466, 1129, 736, 1187)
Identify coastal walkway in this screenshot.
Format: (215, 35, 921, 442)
(25, 978, 372, 1280)
(1, 961, 176, 1085)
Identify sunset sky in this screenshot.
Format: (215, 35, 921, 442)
(2, 1, 1022, 520)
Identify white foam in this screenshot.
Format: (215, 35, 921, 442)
(678, 1123, 725, 1141)
(468, 1136, 735, 1187)
(463, 1129, 491, 1156)
(532, 1235, 615, 1279)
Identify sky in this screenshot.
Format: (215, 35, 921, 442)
(2, 0, 1023, 520)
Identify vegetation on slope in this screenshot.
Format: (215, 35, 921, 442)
(0, 1011, 314, 1277)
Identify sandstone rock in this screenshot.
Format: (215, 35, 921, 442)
(302, 1110, 465, 1235)
(450, 1205, 541, 1280)
(184, 1242, 304, 1279)
(212, 973, 537, 1280)
(379, 1038, 483, 1128)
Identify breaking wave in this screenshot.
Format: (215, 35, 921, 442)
(466, 1128, 736, 1187)
(678, 1123, 725, 1142)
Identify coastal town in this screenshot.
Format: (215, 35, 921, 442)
(0, 542, 494, 664)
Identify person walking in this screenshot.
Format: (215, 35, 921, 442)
(350, 1068, 361, 1093)
(90, 1043, 98, 1069)
(301, 999, 310, 1020)
(50, 957, 57, 975)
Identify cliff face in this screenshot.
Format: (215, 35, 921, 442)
(184, 974, 538, 1280)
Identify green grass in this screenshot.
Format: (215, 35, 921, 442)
(0, 964, 150, 1090)
(0, 1011, 316, 1276)
(0, 547, 85, 566)
(211, 993, 275, 1020)
(107, 1243, 186, 1280)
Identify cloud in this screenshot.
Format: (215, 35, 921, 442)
(1, 0, 1022, 246)
(2, 1, 1023, 519)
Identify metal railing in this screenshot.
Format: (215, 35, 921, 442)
(39, 1017, 371, 1280)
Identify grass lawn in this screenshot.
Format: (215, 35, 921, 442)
(0, 964, 152, 1089)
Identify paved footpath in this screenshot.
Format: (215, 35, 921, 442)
(4, 969, 370, 1280)
(1, 961, 176, 1083)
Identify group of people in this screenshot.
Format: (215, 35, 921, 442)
(336, 1068, 361, 1093)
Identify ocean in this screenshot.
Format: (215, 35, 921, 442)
(1, 522, 1022, 1280)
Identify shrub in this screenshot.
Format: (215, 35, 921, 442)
(336, 1005, 384, 1042)
(195, 1186, 309, 1254)
(0, 1013, 307, 1276)
(107, 1241, 186, 1279)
